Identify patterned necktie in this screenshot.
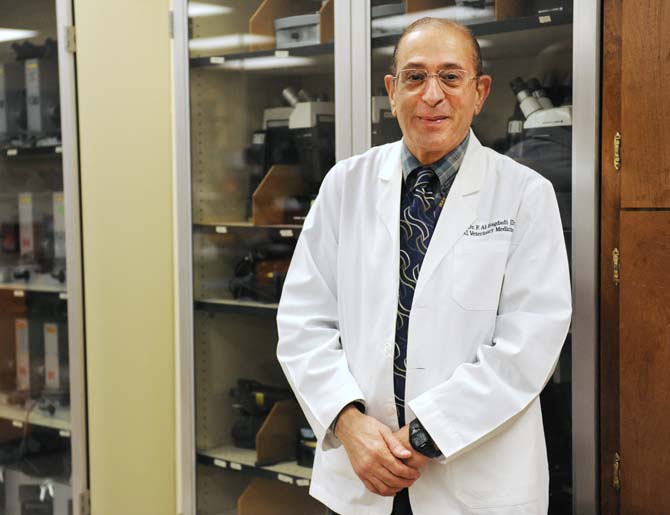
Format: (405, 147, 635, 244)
(394, 168, 444, 428)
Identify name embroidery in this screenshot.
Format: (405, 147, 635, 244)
(464, 219, 515, 237)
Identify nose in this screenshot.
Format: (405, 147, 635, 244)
(421, 75, 445, 106)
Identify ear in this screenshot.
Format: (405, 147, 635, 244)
(384, 74, 397, 117)
(473, 74, 492, 116)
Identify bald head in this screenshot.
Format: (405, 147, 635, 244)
(391, 18, 483, 77)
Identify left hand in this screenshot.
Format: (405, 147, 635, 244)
(393, 425, 432, 469)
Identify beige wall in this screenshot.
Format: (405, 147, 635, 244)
(73, 0, 175, 513)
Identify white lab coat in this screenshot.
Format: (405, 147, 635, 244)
(276, 131, 572, 515)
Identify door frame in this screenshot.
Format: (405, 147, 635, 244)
(572, 1, 602, 513)
(56, 0, 89, 512)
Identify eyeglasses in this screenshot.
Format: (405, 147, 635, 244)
(394, 69, 479, 94)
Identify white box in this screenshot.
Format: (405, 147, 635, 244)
(18, 193, 35, 260)
(44, 323, 61, 390)
(52, 193, 65, 261)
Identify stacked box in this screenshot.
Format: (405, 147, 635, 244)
(24, 57, 60, 139)
(0, 63, 26, 144)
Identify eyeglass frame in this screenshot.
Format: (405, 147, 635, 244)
(392, 68, 481, 94)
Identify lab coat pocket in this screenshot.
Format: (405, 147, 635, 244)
(451, 241, 507, 311)
(454, 472, 540, 514)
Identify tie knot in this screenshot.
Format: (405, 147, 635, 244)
(410, 167, 438, 192)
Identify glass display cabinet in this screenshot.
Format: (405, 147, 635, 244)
(0, 1, 87, 514)
(173, 1, 599, 513)
(175, 1, 337, 514)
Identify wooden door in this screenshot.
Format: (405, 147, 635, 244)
(620, 2, 670, 207)
(619, 212, 670, 513)
(601, 1, 670, 513)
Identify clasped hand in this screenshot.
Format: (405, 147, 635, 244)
(334, 406, 431, 497)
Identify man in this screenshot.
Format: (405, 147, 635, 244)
(277, 17, 571, 515)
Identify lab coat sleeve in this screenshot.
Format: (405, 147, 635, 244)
(408, 177, 572, 462)
(276, 164, 366, 451)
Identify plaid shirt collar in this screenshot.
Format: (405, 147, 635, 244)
(401, 132, 470, 190)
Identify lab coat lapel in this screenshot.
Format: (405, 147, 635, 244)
(414, 132, 486, 302)
(375, 142, 403, 251)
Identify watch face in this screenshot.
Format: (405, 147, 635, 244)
(414, 432, 428, 447)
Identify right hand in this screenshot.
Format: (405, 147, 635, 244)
(334, 404, 421, 496)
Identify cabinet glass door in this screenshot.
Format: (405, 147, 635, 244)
(186, 1, 335, 512)
(370, 1, 573, 513)
(0, 1, 81, 513)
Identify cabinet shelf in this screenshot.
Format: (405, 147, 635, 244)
(0, 145, 63, 159)
(0, 401, 70, 434)
(191, 12, 571, 71)
(194, 222, 302, 238)
(0, 281, 67, 295)
(469, 10, 572, 35)
(198, 446, 312, 487)
(372, 10, 572, 50)
(195, 298, 278, 316)
(191, 42, 334, 69)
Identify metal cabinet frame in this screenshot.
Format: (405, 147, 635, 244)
(171, 1, 600, 513)
(58, 1, 89, 512)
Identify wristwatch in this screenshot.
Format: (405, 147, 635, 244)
(409, 418, 442, 458)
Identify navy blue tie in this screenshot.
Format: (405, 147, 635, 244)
(394, 168, 443, 428)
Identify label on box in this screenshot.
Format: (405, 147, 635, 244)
(25, 59, 42, 133)
(215, 226, 228, 234)
(59, 430, 71, 438)
(12, 420, 23, 429)
(15, 318, 29, 391)
(277, 474, 293, 484)
(18, 193, 34, 258)
(279, 229, 294, 238)
(296, 479, 310, 487)
(210, 57, 225, 65)
(274, 50, 289, 58)
(7, 148, 17, 156)
(539, 15, 552, 23)
(44, 323, 60, 389)
(508, 120, 523, 134)
(230, 462, 242, 471)
(213, 459, 227, 469)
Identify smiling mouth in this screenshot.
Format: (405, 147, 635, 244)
(419, 115, 449, 122)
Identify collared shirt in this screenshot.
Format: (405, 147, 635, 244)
(400, 132, 470, 197)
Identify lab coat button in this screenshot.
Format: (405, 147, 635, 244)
(383, 342, 395, 358)
(384, 403, 396, 417)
